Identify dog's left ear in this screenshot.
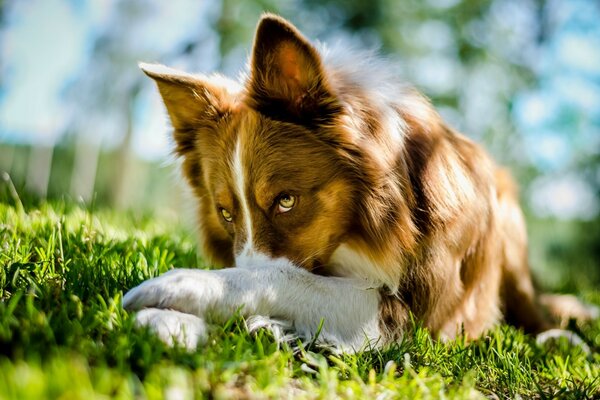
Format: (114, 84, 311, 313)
(247, 14, 339, 124)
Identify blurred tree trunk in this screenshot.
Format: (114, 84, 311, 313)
(70, 136, 100, 203)
(111, 86, 141, 209)
(0, 146, 15, 176)
(25, 145, 53, 199)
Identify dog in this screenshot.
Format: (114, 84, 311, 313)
(123, 14, 596, 351)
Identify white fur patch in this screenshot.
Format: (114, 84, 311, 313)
(231, 134, 281, 268)
(329, 243, 398, 292)
(123, 261, 383, 352)
(232, 136, 255, 259)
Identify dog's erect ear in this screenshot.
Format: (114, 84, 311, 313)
(140, 63, 239, 153)
(247, 14, 339, 124)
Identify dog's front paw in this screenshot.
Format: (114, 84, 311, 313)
(134, 308, 208, 350)
(246, 315, 295, 343)
(122, 269, 208, 315)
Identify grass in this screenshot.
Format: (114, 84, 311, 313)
(0, 200, 599, 399)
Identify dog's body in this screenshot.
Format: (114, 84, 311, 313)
(123, 15, 593, 351)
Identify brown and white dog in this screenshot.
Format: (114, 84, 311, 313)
(123, 14, 596, 351)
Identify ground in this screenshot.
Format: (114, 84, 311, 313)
(0, 201, 599, 399)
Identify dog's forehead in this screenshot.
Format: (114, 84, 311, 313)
(234, 111, 312, 160)
(202, 108, 340, 197)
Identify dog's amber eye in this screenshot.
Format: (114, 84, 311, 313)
(220, 208, 233, 222)
(277, 194, 296, 213)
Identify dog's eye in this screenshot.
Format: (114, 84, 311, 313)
(220, 208, 233, 222)
(277, 194, 296, 213)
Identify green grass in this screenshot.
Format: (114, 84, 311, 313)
(0, 200, 599, 399)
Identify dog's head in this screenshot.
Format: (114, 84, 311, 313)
(141, 15, 418, 275)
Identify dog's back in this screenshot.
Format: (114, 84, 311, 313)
(129, 14, 596, 350)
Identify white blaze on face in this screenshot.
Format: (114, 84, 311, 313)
(233, 135, 255, 262)
(231, 131, 292, 269)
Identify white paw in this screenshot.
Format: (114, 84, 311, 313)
(536, 328, 591, 355)
(244, 316, 347, 353)
(135, 308, 208, 350)
(122, 269, 210, 315)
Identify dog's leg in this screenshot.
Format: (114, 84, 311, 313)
(495, 170, 552, 334)
(123, 262, 382, 351)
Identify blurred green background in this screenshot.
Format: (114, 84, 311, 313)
(1, 0, 599, 291)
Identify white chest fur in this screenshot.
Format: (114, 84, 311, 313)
(329, 243, 399, 291)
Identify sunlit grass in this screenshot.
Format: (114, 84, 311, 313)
(0, 200, 599, 399)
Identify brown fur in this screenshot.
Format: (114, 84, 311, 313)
(141, 14, 592, 344)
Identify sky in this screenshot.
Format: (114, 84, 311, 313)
(1, 0, 94, 145)
(0, 0, 599, 219)
(0, 0, 217, 158)
(512, 0, 600, 219)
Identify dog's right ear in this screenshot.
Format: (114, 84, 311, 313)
(140, 63, 239, 154)
(247, 14, 340, 125)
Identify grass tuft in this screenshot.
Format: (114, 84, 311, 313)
(0, 200, 598, 399)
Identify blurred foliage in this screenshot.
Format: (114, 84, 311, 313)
(0, 143, 179, 212)
(216, 0, 540, 166)
(0, 0, 598, 289)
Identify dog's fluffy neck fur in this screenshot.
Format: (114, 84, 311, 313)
(293, 45, 461, 293)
